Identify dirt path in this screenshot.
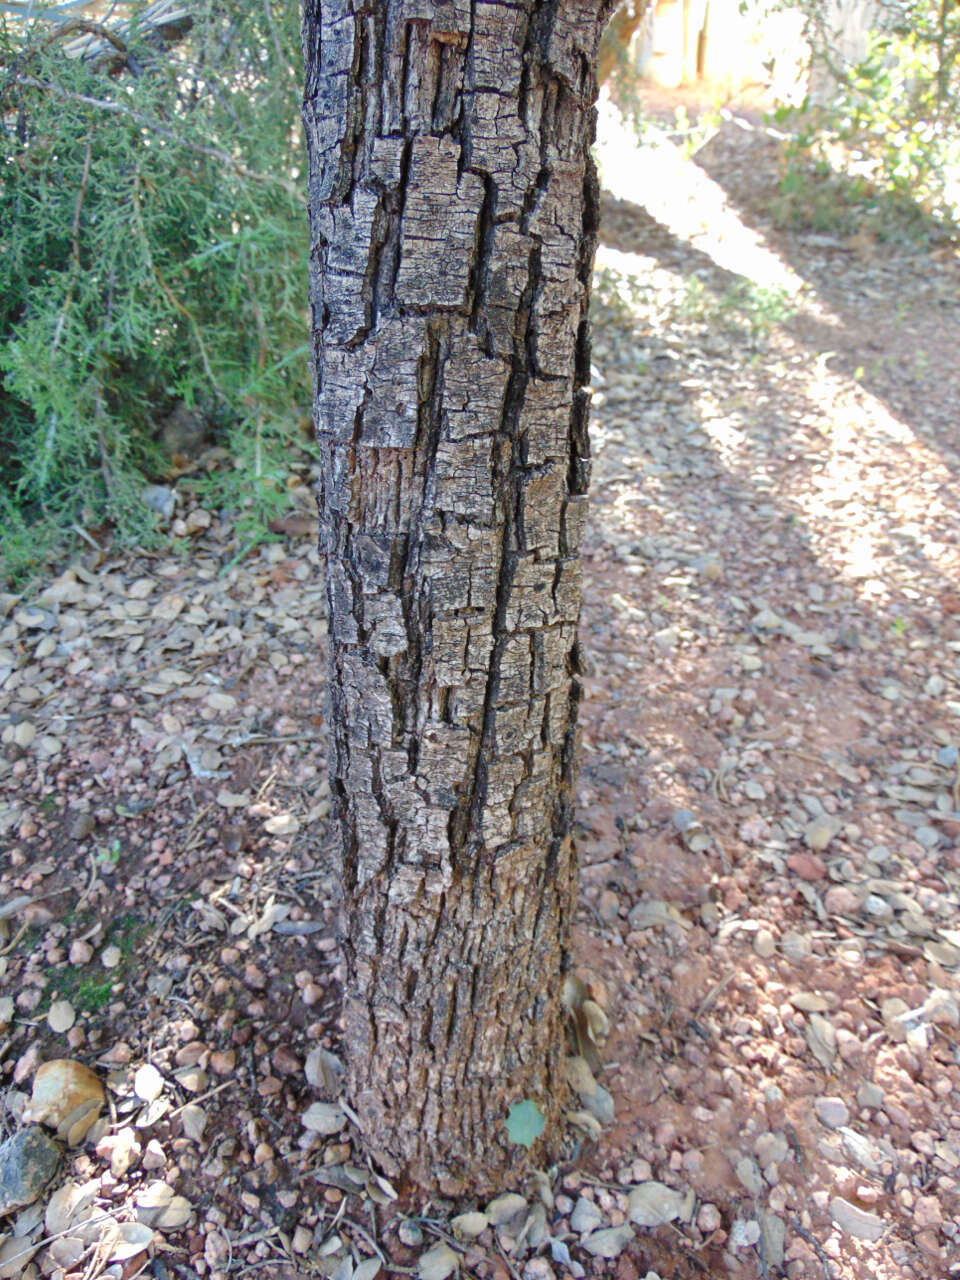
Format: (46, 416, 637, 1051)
(576, 90, 960, 1278)
(1, 90, 959, 1280)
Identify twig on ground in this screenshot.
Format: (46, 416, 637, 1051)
(790, 1217, 831, 1280)
(696, 971, 735, 1016)
(167, 1076, 236, 1118)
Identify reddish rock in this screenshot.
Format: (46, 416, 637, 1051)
(914, 1196, 942, 1229)
(824, 886, 861, 915)
(787, 852, 827, 881)
(615, 1255, 640, 1280)
(916, 1229, 942, 1258)
(272, 1045, 301, 1076)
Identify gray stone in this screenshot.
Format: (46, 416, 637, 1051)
(627, 1182, 686, 1227)
(863, 894, 893, 923)
(734, 1157, 764, 1196)
(0, 1126, 61, 1214)
(398, 1220, 423, 1247)
(523, 1259, 557, 1280)
(915, 826, 941, 849)
(729, 1218, 760, 1248)
(829, 1196, 885, 1240)
(581, 1226, 634, 1258)
(759, 1211, 786, 1267)
(141, 485, 176, 520)
(838, 1127, 887, 1173)
(582, 1084, 615, 1126)
(570, 1196, 603, 1235)
(780, 931, 812, 962)
(814, 1096, 849, 1129)
(754, 1132, 789, 1167)
(671, 809, 698, 833)
(857, 1082, 884, 1109)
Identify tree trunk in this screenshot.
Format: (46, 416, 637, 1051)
(302, 0, 611, 1196)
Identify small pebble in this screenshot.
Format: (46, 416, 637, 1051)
(142, 1140, 166, 1170)
(398, 1220, 423, 1247)
(730, 1218, 761, 1248)
(523, 1260, 556, 1280)
(913, 1196, 942, 1229)
(735, 1157, 764, 1196)
(571, 1196, 604, 1235)
(69, 940, 94, 965)
(803, 815, 839, 851)
(786, 852, 826, 881)
(754, 929, 776, 958)
(291, 1225, 313, 1254)
(814, 1097, 849, 1129)
(823, 886, 860, 916)
(780, 932, 811, 962)
(209, 1050, 236, 1076)
(697, 1203, 721, 1232)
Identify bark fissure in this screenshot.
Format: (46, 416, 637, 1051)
(303, 0, 615, 1194)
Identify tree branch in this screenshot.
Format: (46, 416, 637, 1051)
(13, 74, 303, 199)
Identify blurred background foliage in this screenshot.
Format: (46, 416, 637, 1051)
(772, 0, 960, 236)
(0, 0, 311, 582)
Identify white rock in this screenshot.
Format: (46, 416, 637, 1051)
(133, 1064, 164, 1102)
(570, 1196, 603, 1235)
(47, 1000, 75, 1033)
(581, 1225, 634, 1258)
(301, 1102, 346, 1134)
(417, 1243, 459, 1280)
(729, 1218, 761, 1248)
(754, 929, 776, 958)
(627, 1182, 686, 1226)
(814, 1096, 849, 1129)
(450, 1212, 488, 1239)
(829, 1196, 885, 1240)
(839, 1127, 887, 1173)
(523, 1259, 556, 1280)
(485, 1193, 527, 1226)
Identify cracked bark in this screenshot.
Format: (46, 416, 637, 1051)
(302, 0, 613, 1195)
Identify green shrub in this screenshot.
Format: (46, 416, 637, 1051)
(772, 1, 960, 238)
(0, 0, 311, 581)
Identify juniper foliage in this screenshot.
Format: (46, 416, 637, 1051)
(0, 0, 309, 578)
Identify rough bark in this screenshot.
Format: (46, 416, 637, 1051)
(302, 0, 612, 1195)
